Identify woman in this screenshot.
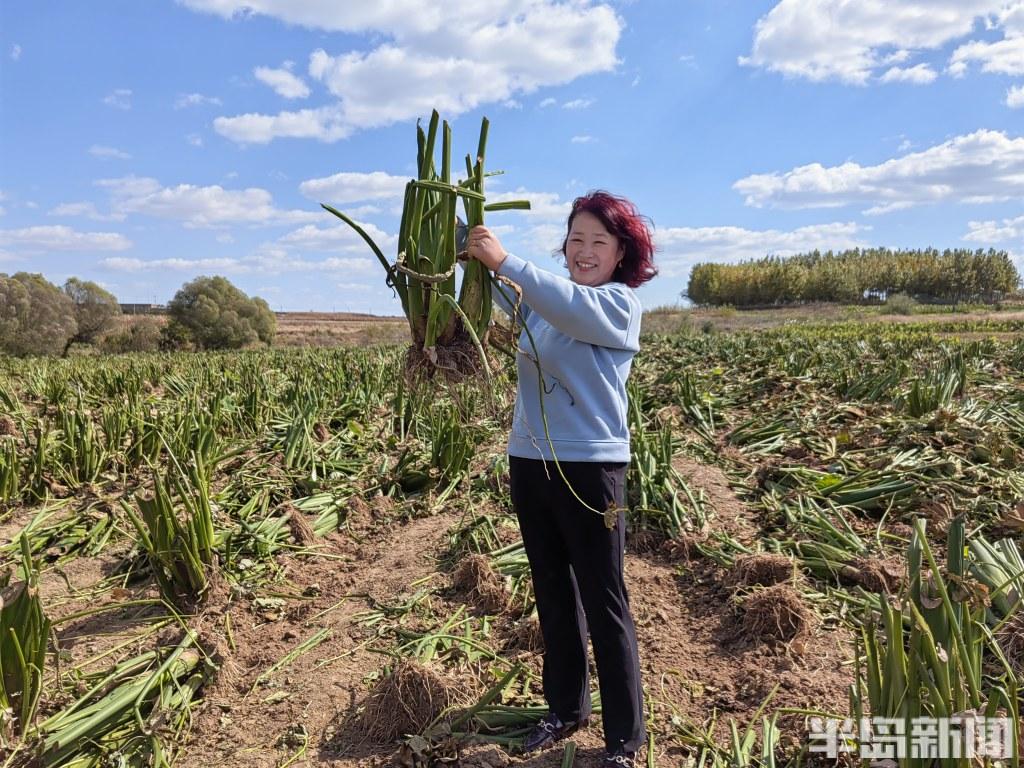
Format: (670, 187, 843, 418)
(466, 190, 657, 767)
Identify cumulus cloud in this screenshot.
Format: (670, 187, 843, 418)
(89, 145, 132, 160)
(174, 92, 222, 109)
(950, 32, 1024, 77)
(10, 44, 21, 61)
(571, 135, 595, 143)
(94, 175, 320, 228)
(879, 63, 938, 84)
(562, 98, 594, 109)
(655, 222, 869, 278)
(733, 129, 1024, 213)
(298, 170, 409, 203)
(1007, 83, 1024, 107)
(487, 188, 572, 221)
(963, 213, 1024, 243)
(539, 97, 557, 107)
(276, 222, 395, 255)
(254, 63, 311, 99)
(214, 105, 349, 143)
(201, 2, 621, 143)
(741, 1, 1019, 85)
(102, 88, 132, 110)
(0, 225, 132, 252)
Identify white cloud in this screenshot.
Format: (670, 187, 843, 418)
(733, 129, 1024, 213)
(204, 2, 621, 144)
(1007, 83, 1024, 107)
(254, 64, 311, 99)
(276, 222, 395, 255)
(539, 97, 557, 108)
(879, 63, 938, 84)
(0, 225, 132, 252)
(950, 33, 1024, 77)
(103, 88, 132, 110)
(10, 44, 21, 61)
(740, 1, 1016, 85)
(216, 232, 235, 243)
(571, 135, 594, 143)
(174, 92, 222, 109)
(298, 170, 408, 203)
(101, 251, 377, 276)
(963, 214, 1024, 243)
(656, 222, 869, 278)
(49, 201, 125, 222)
(562, 98, 594, 109)
(186, 133, 204, 147)
(214, 105, 349, 143)
(487, 188, 571, 221)
(89, 144, 132, 160)
(95, 175, 319, 228)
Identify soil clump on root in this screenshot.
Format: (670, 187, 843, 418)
(355, 659, 462, 745)
(404, 330, 490, 384)
(452, 553, 510, 614)
(997, 611, 1024, 678)
(842, 556, 902, 594)
(729, 553, 797, 587)
(505, 613, 544, 654)
(735, 583, 818, 647)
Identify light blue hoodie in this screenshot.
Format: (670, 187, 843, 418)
(494, 252, 642, 463)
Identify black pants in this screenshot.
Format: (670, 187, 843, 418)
(509, 456, 645, 753)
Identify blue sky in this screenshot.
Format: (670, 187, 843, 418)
(1, 1, 1022, 314)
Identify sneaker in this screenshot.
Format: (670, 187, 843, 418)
(603, 746, 637, 767)
(521, 712, 587, 753)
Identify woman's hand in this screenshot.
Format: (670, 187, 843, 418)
(466, 225, 507, 272)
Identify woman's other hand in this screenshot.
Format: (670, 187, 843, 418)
(466, 225, 508, 272)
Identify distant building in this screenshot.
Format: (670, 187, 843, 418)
(119, 303, 167, 315)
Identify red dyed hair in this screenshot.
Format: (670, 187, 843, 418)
(559, 190, 657, 288)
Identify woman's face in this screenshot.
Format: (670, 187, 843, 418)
(565, 211, 624, 287)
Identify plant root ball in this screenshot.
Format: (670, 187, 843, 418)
(404, 329, 490, 385)
(842, 556, 902, 594)
(729, 553, 797, 587)
(997, 610, 1024, 679)
(507, 613, 544, 654)
(356, 660, 460, 744)
(736, 583, 818, 647)
(285, 504, 317, 545)
(453, 554, 510, 614)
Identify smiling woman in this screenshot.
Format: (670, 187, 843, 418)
(464, 190, 657, 767)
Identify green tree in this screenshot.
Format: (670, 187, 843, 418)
(166, 275, 275, 350)
(0, 273, 77, 356)
(63, 277, 121, 352)
(101, 316, 163, 353)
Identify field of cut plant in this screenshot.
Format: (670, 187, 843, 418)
(1, 317, 1022, 768)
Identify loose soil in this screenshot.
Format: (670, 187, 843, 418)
(8, 454, 856, 767)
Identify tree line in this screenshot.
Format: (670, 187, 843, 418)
(0, 273, 275, 356)
(685, 248, 1021, 308)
